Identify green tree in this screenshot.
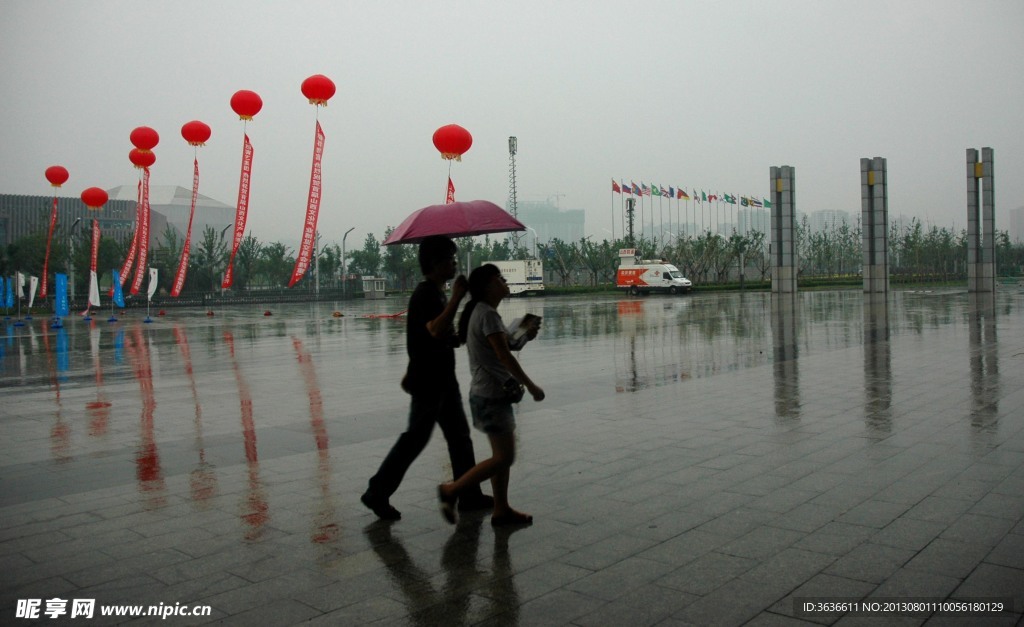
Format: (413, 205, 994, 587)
(383, 228, 418, 289)
(258, 242, 294, 287)
(192, 225, 229, 291)
(347, 233, 382, 277)
(234, 234, 263, 290)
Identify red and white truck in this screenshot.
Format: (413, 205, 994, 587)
(615, 249, 693, 295)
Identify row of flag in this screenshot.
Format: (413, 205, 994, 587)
(0, 269, 154, 316)
(612, 180, 772, 208)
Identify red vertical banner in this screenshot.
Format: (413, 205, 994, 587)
(289, 122, 325, 287)
(445, 176, 455, 204)
(171, 159, 200, 296)
(130, 168, 151, 295)
(39, 197, 58, 299)
(90, 219, 100, 273)
(223, 134, 253, 289)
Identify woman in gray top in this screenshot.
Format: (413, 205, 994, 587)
(438, 264, 544, 526)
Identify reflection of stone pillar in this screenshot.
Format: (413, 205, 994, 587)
(770, 166, 797, 294)
(861, 157, 888, 294)
(967, 148, 996, 293)
(863, 294, 891, 434)
(771, 295, 799, 420)
(968, 292, 998, 432)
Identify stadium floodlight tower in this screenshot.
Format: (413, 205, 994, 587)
(508, 136, 522, 256)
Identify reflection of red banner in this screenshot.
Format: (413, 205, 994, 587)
(446, 176, 455, 204)
(40, 197, 58, 299)
(130, 168, 151, 295)
(223, 134, 254, 289)
(289, 122, 325, 287)
(171, 159, 200, 296)
(90, 219, 100, 273)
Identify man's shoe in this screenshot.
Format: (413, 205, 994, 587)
(361, 492, 401, 520)
(458, 493, 494, 512)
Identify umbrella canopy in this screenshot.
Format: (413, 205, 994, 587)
(383, 200, 525, 245)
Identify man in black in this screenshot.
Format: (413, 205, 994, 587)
(361, 236, 492, 519)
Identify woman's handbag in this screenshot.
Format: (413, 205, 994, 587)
(501, 377, 526, 404)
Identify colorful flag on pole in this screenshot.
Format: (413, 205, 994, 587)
(678, 189, 689, 200)
(762, 198, 772, 208)
(111, 270, 125, 308)
(55, 273, 69, 317)
(693, 190, 701, 202)
(701, 191, 707, 202)
(741, 197, 750, 207)
(611, 179, 621, 193)
(147, 268, 158, 302)
(751, 198, 763, 207)
(631, 182, 641, 195)
(621, 180, 631, 195)
(652, 186, 662, 197)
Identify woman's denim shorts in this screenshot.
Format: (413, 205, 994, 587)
(469, 394, 516, 435)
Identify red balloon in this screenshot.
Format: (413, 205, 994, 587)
(81, 187, 108, 210)
(181, 120, 212, 146)
(432, 124, 473, 161)
(129, 148, 156, 169)
(301, 74, 336, 106)
(130, 126, 159, 152)
(231, 90, 263, 120)
(45, 165, 69, 188)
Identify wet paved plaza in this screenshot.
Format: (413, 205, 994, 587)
(1, 289, 1023, 625)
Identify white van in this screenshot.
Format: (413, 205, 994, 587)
(615, 249, 692, 295)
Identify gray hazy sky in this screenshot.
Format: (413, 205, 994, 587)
(2, 0, 1022, 250)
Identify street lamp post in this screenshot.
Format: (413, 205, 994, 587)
(341, 227, 354, 300)
(525, 226, 538, 258)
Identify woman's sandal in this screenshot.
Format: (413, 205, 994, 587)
(491, 511, 533, 527)
(438, 484, 458, 525)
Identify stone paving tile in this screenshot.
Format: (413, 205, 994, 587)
(2, 292, 1023, 625)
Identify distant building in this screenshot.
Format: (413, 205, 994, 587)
(511, 200, 585, 247)
(0, 193, 165, 248)
(807, 209, 852, 233)
(1009, 206, 1024, 244)
(737, 208, 770, 235)
(108, 184, 234, 242)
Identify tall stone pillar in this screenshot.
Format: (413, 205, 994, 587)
(861, 157, 889, 293)
(967, 148, 996, 293)
(770, 166, 797, 294)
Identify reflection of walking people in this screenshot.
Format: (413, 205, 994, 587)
(439, 264, 544, 526)
(362, 236, 492, 520)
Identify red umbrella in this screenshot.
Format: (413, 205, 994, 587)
(384, 200, 525, 245)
